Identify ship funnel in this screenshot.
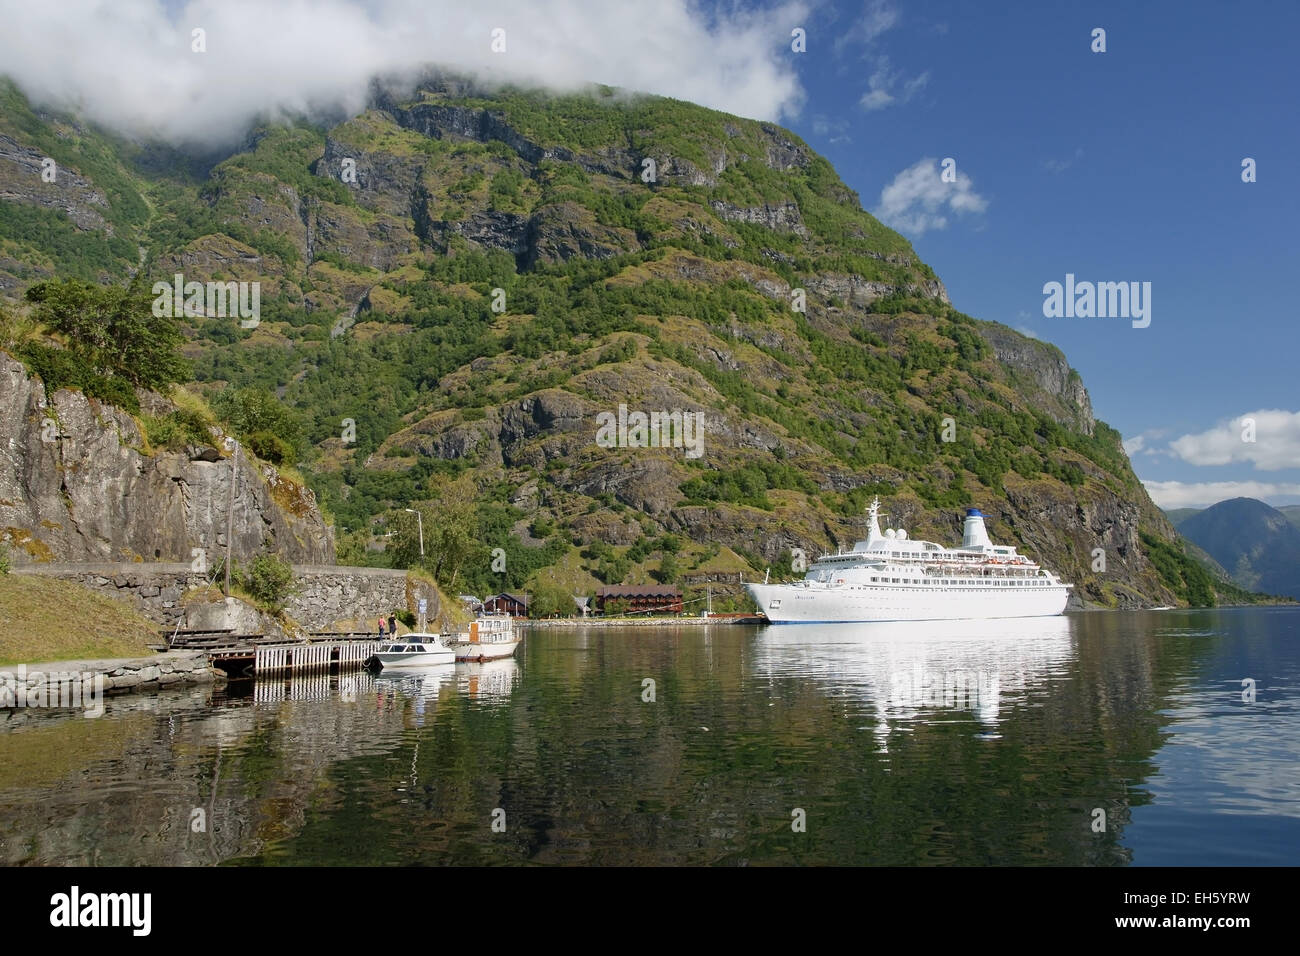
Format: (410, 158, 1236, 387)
(962, 509, 992, 549)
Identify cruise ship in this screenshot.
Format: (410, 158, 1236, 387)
(747, 499, 1072, 623)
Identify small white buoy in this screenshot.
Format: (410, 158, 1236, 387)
(700, 726, 709, 731)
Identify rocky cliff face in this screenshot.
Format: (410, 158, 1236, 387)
(0, 134, 109, 233)
(0, 352, 334, 567)
(976, 323, 1094, 435)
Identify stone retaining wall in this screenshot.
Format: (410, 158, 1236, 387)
(13, 562, 441, 632)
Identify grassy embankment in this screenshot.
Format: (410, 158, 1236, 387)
(0, 574, 157, 666)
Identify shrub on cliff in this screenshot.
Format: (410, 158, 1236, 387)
(18, 340, 141, 413)
(0, 302, 40, 353)
(143, 406, 215, 450)
(242, 553, 296, 613)
(212, 388, 303, 465)
(23, 277, 192, 390)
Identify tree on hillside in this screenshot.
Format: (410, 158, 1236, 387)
(211, 387, 304, 465)
(389, 474, 482, 589)
(655, 551, 679, 584)
(426, 473, 481, 588)
(387, 507, 431, 575)
(24, 277, 191, 389)
(528, 577, 573, 618)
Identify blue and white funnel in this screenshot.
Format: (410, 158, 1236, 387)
(962, 509, 992, 549)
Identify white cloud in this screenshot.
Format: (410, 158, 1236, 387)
(1122, 428, 1169, 458)
(0, 0, 810, 146)
(1143, 480, 1300, 510)
(874, 157, 989, 235)
(859, 56, 929, 111)
(1168, 410, 1300, 470)
(831, 2, 928, 113)
(836, 0, 900, 50)
(1044, 148, 1083, 174)
(811, 114, 850, 143)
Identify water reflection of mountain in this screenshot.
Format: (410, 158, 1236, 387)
(1, 611, 1263, 866)
(750, 618, 1076, 745)
(0, 661, 520, 866)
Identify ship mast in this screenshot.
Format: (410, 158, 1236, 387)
(866, 496, 883, 547)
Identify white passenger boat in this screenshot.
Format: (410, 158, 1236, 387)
(367, 633, 456, 668)
(445, 613, 521, 662)
(747, 498, 1072, 623)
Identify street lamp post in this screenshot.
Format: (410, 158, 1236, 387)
(404, 508, 424, 558)
(224, 438, 238, 597)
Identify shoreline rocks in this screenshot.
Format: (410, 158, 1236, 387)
(0, 651, 224, 720)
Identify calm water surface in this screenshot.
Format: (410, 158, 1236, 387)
(1, 608, 1297, 865)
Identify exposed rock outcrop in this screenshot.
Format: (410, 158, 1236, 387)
(0, 353, 334, 567)
(976, 324, 1095, 435)
(0, 133, 110, 232)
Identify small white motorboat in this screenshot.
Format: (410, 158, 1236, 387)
(446, 613, 521, 662)
(367, 634, 456, 669)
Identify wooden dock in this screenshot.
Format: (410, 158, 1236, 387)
(163, 630, 379, 678)
(254, 640, 378, 677)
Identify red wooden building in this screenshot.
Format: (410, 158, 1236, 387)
(483, 592, 529, 617)
(595, 585, 683, 615)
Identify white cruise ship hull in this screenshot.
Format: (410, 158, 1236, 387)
(748, 582, 1070, 623)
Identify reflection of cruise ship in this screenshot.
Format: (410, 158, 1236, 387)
(751, 616, 1075, 745)
(748, 498, 1072, 623)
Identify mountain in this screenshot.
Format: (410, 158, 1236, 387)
(1163, 508, 1201, 528)
(1279, 505, 1300, 532)
(1175, 498, 1300, 599)
(0, 72, 1240, 608)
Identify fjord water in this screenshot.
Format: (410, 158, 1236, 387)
(1, 608, 1296, 866)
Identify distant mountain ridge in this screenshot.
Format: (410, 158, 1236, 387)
(1168, 498, 1300, 599)
(1279, 505, 1300, 532)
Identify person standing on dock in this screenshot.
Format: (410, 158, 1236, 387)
(378, 617, 386, 639)
(388, 614, 398, 639)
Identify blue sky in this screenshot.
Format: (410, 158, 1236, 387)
(5, 0, 1295, 508)
(772, 0, 1300, 508)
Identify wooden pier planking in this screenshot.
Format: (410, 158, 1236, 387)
(253, 639, 379, 677)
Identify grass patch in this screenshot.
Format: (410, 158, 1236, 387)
(0, 574, 158, 665)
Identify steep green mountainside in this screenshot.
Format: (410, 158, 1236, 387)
(0, 73, 1233, 608)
